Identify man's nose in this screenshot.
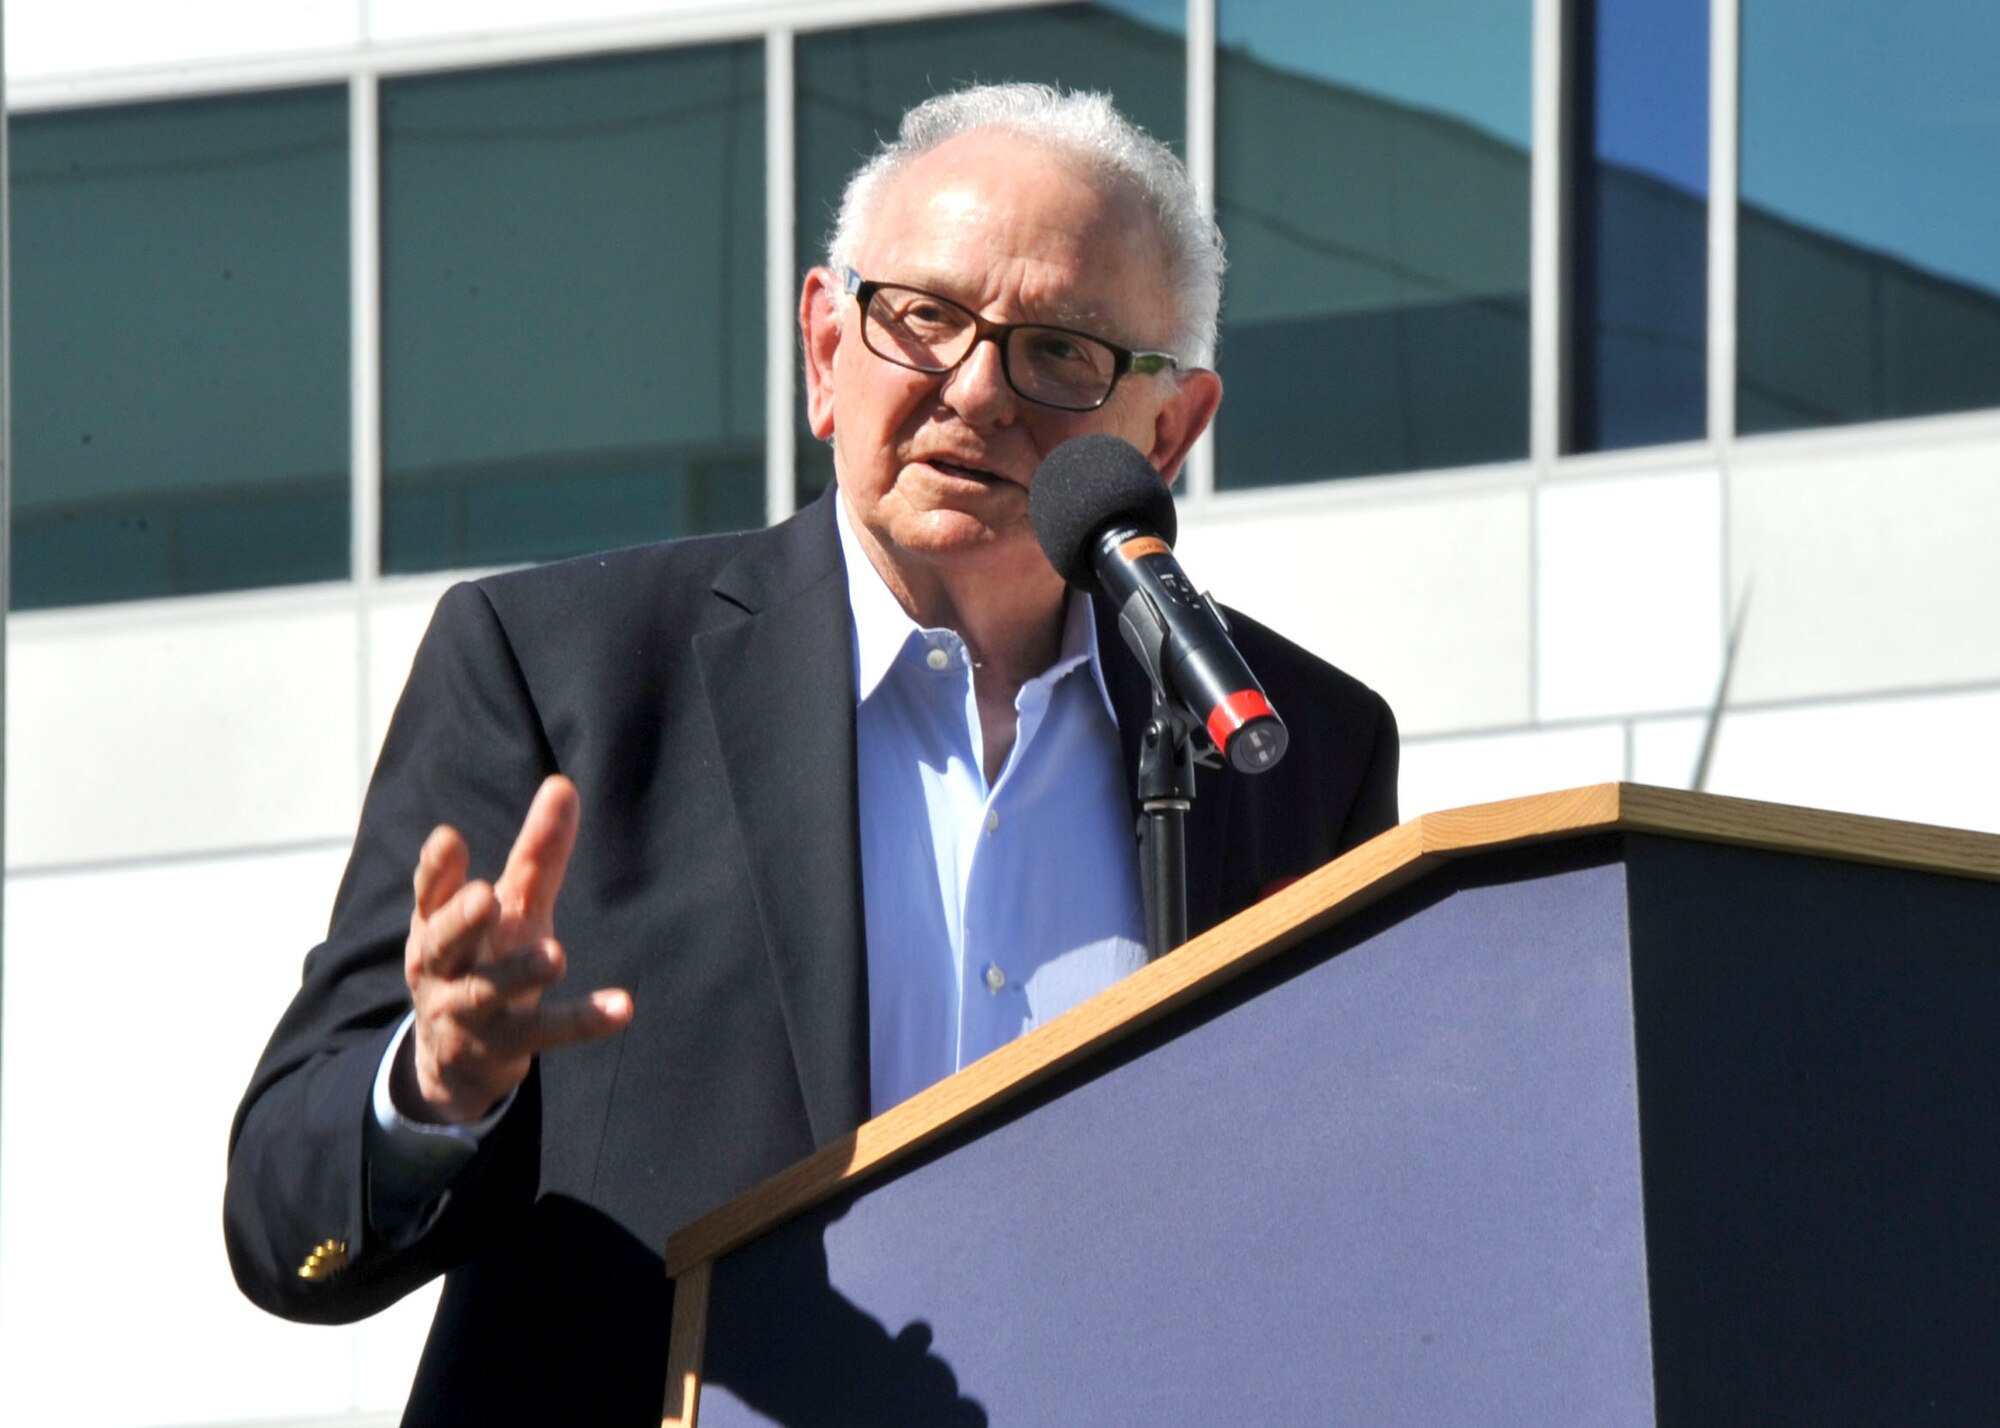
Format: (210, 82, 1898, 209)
(940, 333, 1018, 425)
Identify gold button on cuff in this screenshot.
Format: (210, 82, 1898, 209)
(298, 1238, 349, 1280)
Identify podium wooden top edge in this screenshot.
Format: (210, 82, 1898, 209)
(663, 782, 2000, 1275)
(1424, 781, 2000, 881)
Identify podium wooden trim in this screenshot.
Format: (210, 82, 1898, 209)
(661, 782, 2000, 1424)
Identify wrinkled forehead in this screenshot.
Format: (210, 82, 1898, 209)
(856, 129, 1173, 333)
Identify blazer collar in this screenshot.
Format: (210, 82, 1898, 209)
(694, 492, 872, 1146)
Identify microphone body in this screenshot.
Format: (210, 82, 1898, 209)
(1031, 435, 1288, 775)
(1088, 523, 1287, 773)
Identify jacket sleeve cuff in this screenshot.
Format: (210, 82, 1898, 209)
(364, 1011, 516, 1245)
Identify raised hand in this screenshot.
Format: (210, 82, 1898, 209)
(397, 775, 633, 1124)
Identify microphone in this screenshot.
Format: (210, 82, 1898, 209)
(1030, 434, 1288, 774)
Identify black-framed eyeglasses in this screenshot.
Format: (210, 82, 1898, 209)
(841, 268, 1179, 413)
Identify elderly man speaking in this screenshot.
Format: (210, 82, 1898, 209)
(226, 82, 1397, 1424)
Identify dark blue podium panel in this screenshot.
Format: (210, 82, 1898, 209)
(1624, 835, 2000, 1425)
(695, 835, 2000, 1425)
(701, 843, 1659, 1424)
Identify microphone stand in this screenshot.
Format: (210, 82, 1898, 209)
(1136, 688, 1198, 961)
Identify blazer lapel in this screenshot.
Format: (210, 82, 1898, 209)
(694, 498, 871, 1147)
(1093, 595, 1234, 950)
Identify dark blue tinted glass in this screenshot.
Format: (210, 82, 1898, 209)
(1739, 0, 2000, 433)
(382, 46, 765, 573)
(794, 1, 1187, 504)
(11, 89, 349, 608)
(1215, 0, 1530, 487)
(1568, 0, 1708, 451)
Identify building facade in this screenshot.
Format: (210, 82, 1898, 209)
(4, 1, 1997, 1422)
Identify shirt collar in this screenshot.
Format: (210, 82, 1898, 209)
(835, 488, 1116, 720)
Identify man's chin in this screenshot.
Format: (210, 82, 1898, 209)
(894, 510, 1029, 557)
(872, 508, 1051, 577)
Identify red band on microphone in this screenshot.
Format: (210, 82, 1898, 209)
(1206, 689, 1276, 752)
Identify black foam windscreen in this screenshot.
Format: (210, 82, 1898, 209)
(1029, 434, 1179, 591)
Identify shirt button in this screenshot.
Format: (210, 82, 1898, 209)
(984, 963, 1007, 993)
(925, 647, 950, 671)
(984, 810, 1000, 835)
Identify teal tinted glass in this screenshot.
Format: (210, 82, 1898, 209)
(794, 0, 1187, 503)
(11, 88, 349, 609)
(381, 46, 765, 573)
(1739, 0, 2000, 434)
(1215, 0, 1531, 486)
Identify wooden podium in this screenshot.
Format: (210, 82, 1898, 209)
(660, 785, 2000, 1425)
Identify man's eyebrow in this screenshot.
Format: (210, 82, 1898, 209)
(1009, 292, 1111, 330)
(1043, 301, 1110, 330)
(890, 271, 1111, 332)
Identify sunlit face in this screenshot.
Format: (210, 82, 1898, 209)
(801, 129, 1220, 613)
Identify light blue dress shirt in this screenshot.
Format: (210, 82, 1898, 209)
(837, 496, 1149, 1116)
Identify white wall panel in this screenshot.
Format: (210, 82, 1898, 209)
(1397, 721, 1627, 819)
(0, 847, 434, 1428)
(1729, 434, 2000, 703)
(4, 0, 357, 81)
(6, 597, 363, 869)
(1679, 685, 2000, 835)
(1178, 483, 1534, 737)
(1535, 468, 1724, 721)
(1627, 713, 1708, 793)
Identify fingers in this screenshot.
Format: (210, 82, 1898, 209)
(409, 774, 578, 980)
(406, 912, 632, 1117)
(446, 987, 633, 1062)
(413, 824, 470, 920)
(430, 940, 566, 1019)
(495, 776, 580, 928)
(428, 944, 631, 1055)
(401, 775, 614, 1123)
(411, 877, 499, 983)
(412, 978, 634, 1123)
(527, 987, 635, 1055)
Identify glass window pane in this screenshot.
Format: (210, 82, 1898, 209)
(10, 88, 349, 610)
(381, 45, 766, 574)
(1568, 0, 1708, 452)
(1739, 0, 2000, 434)
(794, 0, 1187, 505)
(1215, 0, 1531, 487)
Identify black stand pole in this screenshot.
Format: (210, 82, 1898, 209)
(1136, 689, 1198, 961)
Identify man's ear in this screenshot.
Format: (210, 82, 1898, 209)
(800, 268, 843, 441)
(1146, 367, 1223, 484)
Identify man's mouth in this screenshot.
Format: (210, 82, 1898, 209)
(927, 457, 1009, 485)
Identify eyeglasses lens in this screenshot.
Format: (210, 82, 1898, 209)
(862, 284, 1118, 411)
(865, 288, 967, 369)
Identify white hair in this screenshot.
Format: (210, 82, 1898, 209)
(825, 82, 1226, 365)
